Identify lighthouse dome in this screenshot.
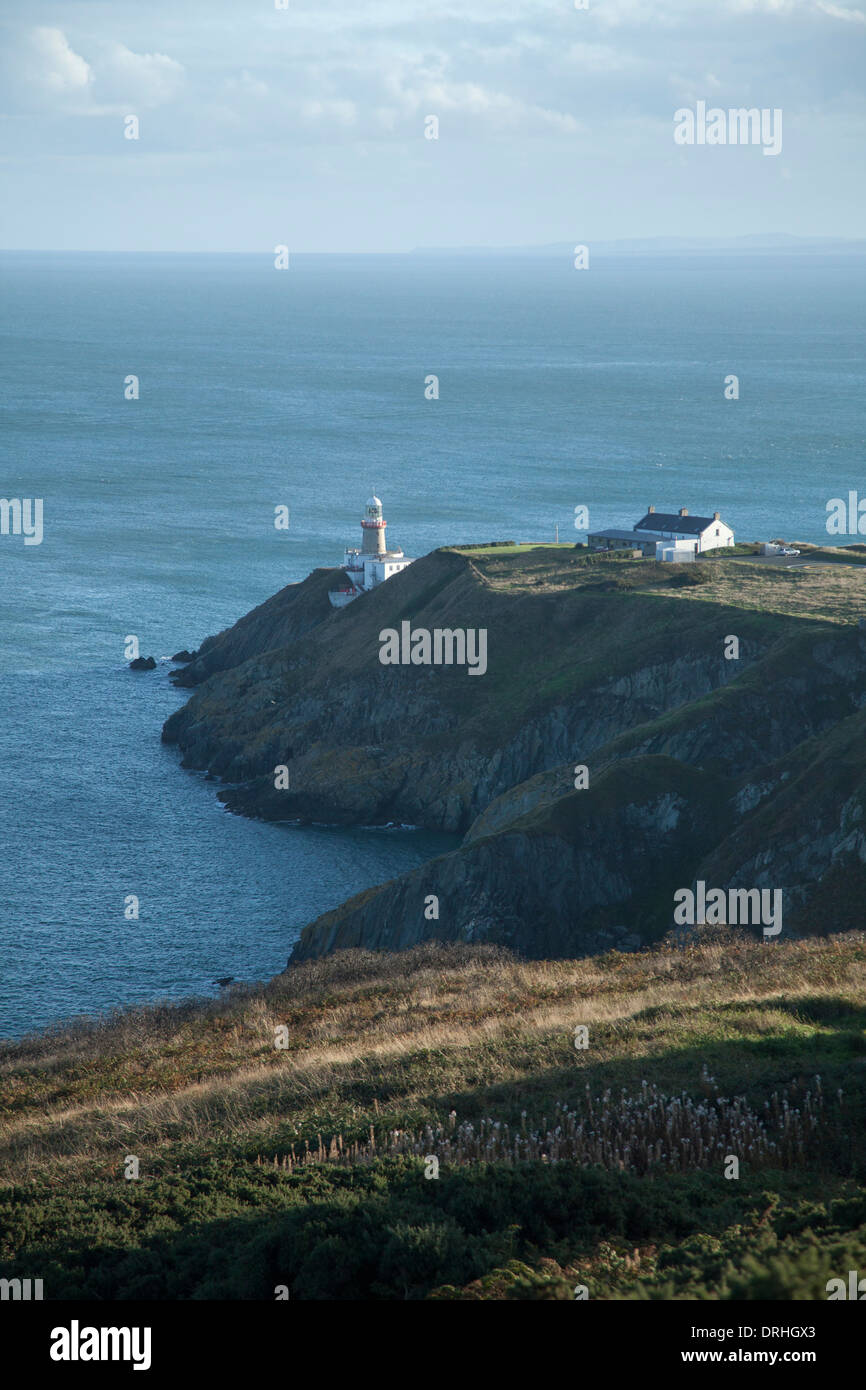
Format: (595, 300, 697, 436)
(366, 495, 382, 509)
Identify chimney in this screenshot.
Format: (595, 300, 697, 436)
(679, 508, 688, 517)
(648, 504, 655, 513)
(713, 511, 720, 520)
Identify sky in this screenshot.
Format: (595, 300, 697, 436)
(0, 0, 864, 251)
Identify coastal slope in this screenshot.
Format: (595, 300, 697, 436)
(3, 933, 866, 1299)
(162, 545, 866, 960)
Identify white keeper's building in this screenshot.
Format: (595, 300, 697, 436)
(588, 506, 735, 560)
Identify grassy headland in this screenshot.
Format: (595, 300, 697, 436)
(7, 543, 865, 1300)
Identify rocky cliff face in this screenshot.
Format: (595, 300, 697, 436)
(162, 545, 866, 961)
(289, 756, 733, 959)
(170, 568, 338, 689)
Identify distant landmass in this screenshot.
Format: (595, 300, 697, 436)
(411, 234, 866, 257)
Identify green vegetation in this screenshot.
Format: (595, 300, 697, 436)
(701, 543, 762, 557)
(448, 542, 575, 557)
(3, 933, 866, 1299)
(794, 544, 866, 566)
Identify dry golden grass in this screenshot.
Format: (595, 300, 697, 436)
(667, 557, 866, 623)
(2, 933, 865, 1183)
(470, 545, 866, 624)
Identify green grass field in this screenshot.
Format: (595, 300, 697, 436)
(448, 542, 578, 557)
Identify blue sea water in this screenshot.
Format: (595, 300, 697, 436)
(1, 250, 864, 1037)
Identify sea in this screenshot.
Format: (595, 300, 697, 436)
(1, 248, 864, 1038)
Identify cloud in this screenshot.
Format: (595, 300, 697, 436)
(817, 2, 866, 21)
(377, 55, 580, 137)
(1, 1, 862, 163)
(731, 0, 865, 13)
(8, 27, 183, 114)
(95, 42, 184, 108)
(225, 70, 269, 99)
(301, 99, 358, 127)
(562, 42, 641, 73)
(26, 27, 92, 97)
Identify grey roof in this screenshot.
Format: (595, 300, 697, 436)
(588, 528, 650, 542)
(634, 512, 718, 536)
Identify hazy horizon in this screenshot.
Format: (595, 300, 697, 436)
(2, 234, 865, 257)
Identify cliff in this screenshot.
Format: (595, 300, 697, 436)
(170, 566, 338, 689)
(161, 543, 866, 959)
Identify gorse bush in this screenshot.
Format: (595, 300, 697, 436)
(668, 565, 714, 586)
(5, 1162, 866, 1300)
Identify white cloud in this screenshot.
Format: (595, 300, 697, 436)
(424, 81, 580, 133)
(10, 28, 183, 114)
(96, 42, 184, 108)
(27, 27, 92, 96)
(817, 2, 866, 21)
(728, 0, 799, 13)
(592, 0, 693, 26)
(377, 55, 580, 137)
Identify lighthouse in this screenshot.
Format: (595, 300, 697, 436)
(329, 494, 414, 608)
(361, 495, 387, 556)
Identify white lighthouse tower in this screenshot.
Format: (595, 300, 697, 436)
(329, 494, 414, 608)
(361, 496, 388, 556)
